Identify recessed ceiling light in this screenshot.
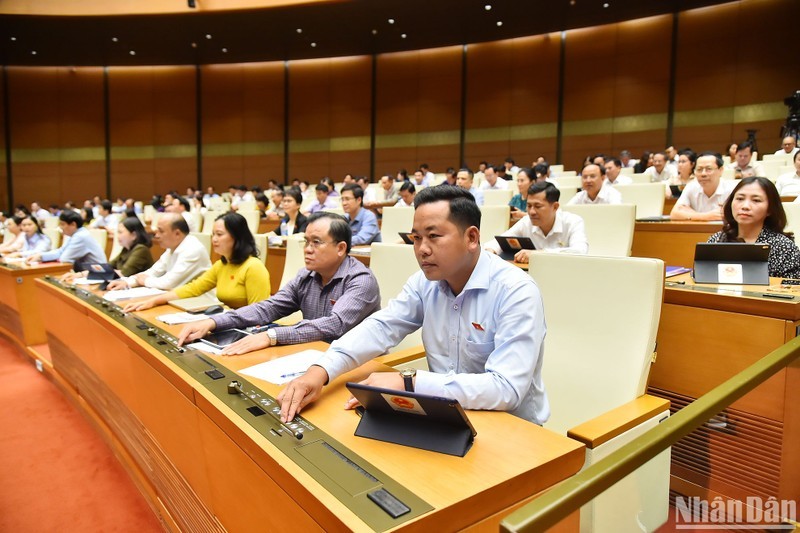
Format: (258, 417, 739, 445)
(311, 42, 317, 47)
(603, 2, 609, 7)
(485, 4, 492, 10)
(191, 42, 197, 48)
(371, 29, 378, 35)
(401, 33, 407, 39)
(129, 50, 136, 56)
(570, 0, 576, 5)
(111, 37, 118, 42)
(388, 18, 395, 24)
(10, 36, 16, 41)
(31, 50, 37, 55)
(205, 34, 212, 39)
(222, 48, 228, 53)
(296, 28, 302, 34)
(496, 21, 503, 26)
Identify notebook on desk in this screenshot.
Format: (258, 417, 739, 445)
(693, 243, 770, 285)
(346, 382, 476, 457)
(169, 293, 223, 313)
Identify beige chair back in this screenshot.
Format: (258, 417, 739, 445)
(478, 205, 510, 244)
(613, 183, 666, 218)
(107, 228, 123, 262)
(561, 204, 636, 257)
(43, 227, 61, 249)
(783, 202, 800, 244)
(87, 228, 107, 255)
(239, 210, 261, 235)
(236, 200, 257, 212)
(483, 189, 513, 206)
(370, 243, 422, 351)
(190, 232, 212, 256)
(554, 175, 581, 189)
(380, 206, 414, 242)
(630, 172, 651, 184)
(280, 234, 306, 289)
(43, 217, 60, 229)
(254, 233, 268, 264)
(202, 211, 220, 234)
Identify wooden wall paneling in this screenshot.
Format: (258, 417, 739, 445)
(0, 67, 7, 210)
(201, 62, 285, 188)
(288, 56, 371, 181)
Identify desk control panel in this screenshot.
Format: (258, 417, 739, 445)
(45, 278, 432, 531)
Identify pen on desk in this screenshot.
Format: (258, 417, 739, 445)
(761, 293, 795, 300)
(280, 371, 306, 379)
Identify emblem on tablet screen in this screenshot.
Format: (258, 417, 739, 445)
(381, 393, 427, 415)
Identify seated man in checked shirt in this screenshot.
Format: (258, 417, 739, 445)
(177, 212, 381, 354)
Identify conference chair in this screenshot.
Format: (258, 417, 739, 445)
(782, 202, 800, 244)
(432, 173, 447, 186)
(619, 167, 634, 176)
(553, 175, 581, 189)
(236, 200, 257, 212)
(43, 227, 61, 249)
(613, 183, 666, 218)
(482, 189, 513, 206)
(478, 205, 511, 245)
(190, 232, 211, 256)
(149, 211, 163, 232)
(629, 173, 651, 184)
(43, 217, 59, 229)
(380, 206, 414, 242)
(254, 233, 268, 264)
(202, 211, 220, 234)
(473, 171, 485, 188)
(529, 253, 669, 533)
(549, 164, 564, 174)
(721, 168, 735, 180)
(369, 243, 424, 354)
(107, 228, 123, 262)
(300, 190, 316, 213)
(322, 207, 345, 216)
(87, 228, 107, 256)
(275, 234, 306, 325)
(561, 204, 636, 257)
(143, 204, 156, 223)
(190, 211, 203, 233)
(556, 186, 578, 205)
(559, 170, 578, 178)
(239, 210, 260, 235)
(761, 160, 785, 182)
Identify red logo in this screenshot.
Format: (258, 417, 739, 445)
(390, 396, 415, 410)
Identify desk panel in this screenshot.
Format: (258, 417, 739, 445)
(35, 279, 585, 532)
(632, 221, 721, 266)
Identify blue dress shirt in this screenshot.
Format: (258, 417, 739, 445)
(347, 208, 382, 246)
(40, 227, 106, 265)
(20, 232, 52, 257)
(315, 251, 549, 425)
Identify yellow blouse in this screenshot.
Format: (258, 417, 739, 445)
(173, 256, 270, 309)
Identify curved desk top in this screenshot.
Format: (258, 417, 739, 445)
(35, 279, 585, 532)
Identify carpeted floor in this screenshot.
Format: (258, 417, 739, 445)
(0, 337, 162, 532)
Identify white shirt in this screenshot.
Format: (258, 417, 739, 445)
(33, 208, 50, 219)
(484, 210, 589, 255)
(568, 181, 623, 205)
(479, 178, 509, 191)
(362, 186, 377, 204)
(315, 251, 549, 425)
(92, 213, 119, 232)
(726, 161, 765, 177)
(126, 234, 211, 290)
(644, 165, 677, 182)
(777, 171, 800, 196)
(607, 175, 633, 186)
(674, 179, 735, 213)
(774, 147, 799, 157)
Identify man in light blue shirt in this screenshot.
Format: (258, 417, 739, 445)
(27, 210, 106, 267)
(278, 185, 549, 426)
(456, 168, 485, 206)
(341, 184, 381, 246)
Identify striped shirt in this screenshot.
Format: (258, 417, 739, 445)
(211, 256, 380, 345)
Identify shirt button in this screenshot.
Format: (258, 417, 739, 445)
(450, 336, 456, 342)
(453, 304, 459, 310)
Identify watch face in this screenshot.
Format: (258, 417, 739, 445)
(400, 369, 416, 378)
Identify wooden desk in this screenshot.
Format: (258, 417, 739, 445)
(632, 221, 722, 266)
(35, 281, 585, 532)
(649, 274, 799, 514)
(0, 261, 71, 361)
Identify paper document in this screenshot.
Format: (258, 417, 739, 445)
(665, 266, 692, 278)
(72, 278, 103, 285)
(186, 341, 222, 355)
(103, 287, 165, 302)
(239, 349, 326, 384)
(157, 311, 215, 325)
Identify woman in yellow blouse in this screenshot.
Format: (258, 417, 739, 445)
(124, 212, 270, 312)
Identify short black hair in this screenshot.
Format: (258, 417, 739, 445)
(315, 183, 329, 193)
(120, 216, 152, 248)
(458, 167, 474, 179)
(341, 183, 364, 202)
(100, 200, 113, 213)
(306, 211, 353, 253)
(176, 196, 191, 211)
(216, 212, 258, 265)
(607, 158, 622, 168)
(169, 214, 190, 234)
(414, 184, 480, 231)
(60, 210, 83, 227)
(533, 162, 549, 176)
(285, 189, 303, 205)
(737, 140, 755, 153)
(697, 151, 724, 168)
(528, 181, 561, 203)
(399, 181, 416, 193)
(584, 163, 606, 175)
(484, 164, 498, 173)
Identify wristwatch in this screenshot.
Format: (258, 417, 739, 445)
(266, 328, 278, 347)
(400, 368, 416, 392)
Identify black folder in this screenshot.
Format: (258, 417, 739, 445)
(346, 382, 476, 457)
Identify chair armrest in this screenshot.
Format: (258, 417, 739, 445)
(374, 345, 426, 367)
(567, 395, 670, 449)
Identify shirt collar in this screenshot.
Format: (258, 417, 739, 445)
(437, 251, 491, 296)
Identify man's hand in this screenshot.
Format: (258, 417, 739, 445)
(221, 332, 271, 355)
(276, 365, 329, 423)
(106, 279, 129, 291)
(132, 272, 148, 286)
(25, 253, 42, 264)
(514, 249, 531, 264)
(344, 371, 405, 410)
(177, 318, 216, 346)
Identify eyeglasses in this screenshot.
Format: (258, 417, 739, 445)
(695, 166, 718, 174)
(302, 239, 337, 249)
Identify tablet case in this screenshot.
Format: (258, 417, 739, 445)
(346, 383, 476, 457)
(693, 243, 770, 285)
(494, 235, 535, 261)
